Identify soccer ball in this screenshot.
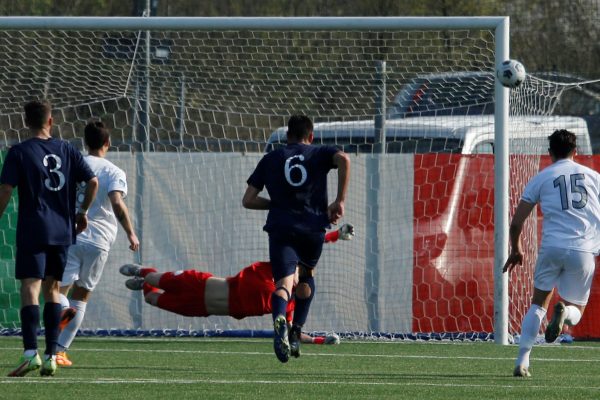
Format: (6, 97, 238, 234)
(496, 59, 526, 88)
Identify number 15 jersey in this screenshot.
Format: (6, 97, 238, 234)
(247, 143, 340, 234)
(521, 158, 600, 253)
(0, 137, 95, 248)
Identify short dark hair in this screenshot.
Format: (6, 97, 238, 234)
(84, 120, 110, 150)
(548, 129, 577, 159)
(24, 100, 51, 130)
(287, 115, 313, 141)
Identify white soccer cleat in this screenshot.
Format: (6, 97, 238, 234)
(339, 223, 355, 240)
(513, 365, 531, 378)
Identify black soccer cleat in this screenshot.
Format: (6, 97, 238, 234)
(289, 325, 302, 358)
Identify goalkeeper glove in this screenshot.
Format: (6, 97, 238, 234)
(338, 223, 355, 240)
(324, 333, 341, 345)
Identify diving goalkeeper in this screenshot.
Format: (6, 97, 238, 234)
(120, 224, 354, 345)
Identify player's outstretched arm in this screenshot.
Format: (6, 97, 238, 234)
(300, 332, 340, 345)
(109, 191, 140, 251)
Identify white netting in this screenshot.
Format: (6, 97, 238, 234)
(0, 22, 597, 338)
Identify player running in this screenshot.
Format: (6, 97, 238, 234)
(504, 129, 600, 378)
(1, 100, 98, 377)
(55, 121, 139, 367)
(243, 114, 350, 362)
(119, 224, 354, 347)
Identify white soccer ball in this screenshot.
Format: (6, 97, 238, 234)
(496, 59, 526, 88)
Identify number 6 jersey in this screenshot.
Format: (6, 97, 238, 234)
(247, 143, 340, 234)
(0, 137, 95, 248)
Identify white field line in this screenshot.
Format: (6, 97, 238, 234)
(2, 335, 600, 348)
(0, 376, 599, 391)
(0, 346, 599, 363)
(1, 336, 597, 348)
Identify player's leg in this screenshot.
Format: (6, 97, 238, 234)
(143, 283, 161, 305)
(40, 277, 61, 376)
(57, 284, 77, 334)
(289, 232, 325, 358)
(546, 249, 595, 343)
(289, 267, 315, 358)
(144, 271, 165, 287)
(269, 233, 299, 363)
(514, 247, 560, 377)
(8, 246, 46, 377)
(514, 287, 552, 377)
(38, 245, 70, 376)
(57, 246, 81, 348)
(55, 286, 88, 367)
(7, 278, 43, 377)
(57, 244, 108, 366)
(154, 271, 213, 316)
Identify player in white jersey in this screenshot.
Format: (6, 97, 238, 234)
(503, 129, 600, 378)
(56, 121, 139, 366)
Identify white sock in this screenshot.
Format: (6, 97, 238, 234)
(57, 299, 87, 351)
(58, 293, 70, 309)
(516, 304, 546, 368)
(564, 305, 582, 326)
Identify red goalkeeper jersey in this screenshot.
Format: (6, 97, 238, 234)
(226, 230, 338, 319)
(226, 261, 295, 320)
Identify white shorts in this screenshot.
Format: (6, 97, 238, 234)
(61, 242, 109, 291)
(534, 247, 596, 306)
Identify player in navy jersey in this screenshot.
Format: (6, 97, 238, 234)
(243, 114, 350, 363)
(0, 100, 98, 377)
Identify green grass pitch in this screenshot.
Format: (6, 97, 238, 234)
(1, 336, 600, 399)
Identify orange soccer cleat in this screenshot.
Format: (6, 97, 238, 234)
(59, 307, 77, 332)
(56, 352, 72, 367)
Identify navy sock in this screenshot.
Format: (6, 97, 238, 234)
(292, 276, 315, 328)
(271, 293, 289, 322)
(43, 302, 62, 356)
(20, 305, 40, 351)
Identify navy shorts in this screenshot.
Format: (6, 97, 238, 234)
(15, 244, 70, 280)
(268, 231, 325, 282)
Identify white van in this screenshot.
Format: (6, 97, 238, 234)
(265, 115, 592, 155)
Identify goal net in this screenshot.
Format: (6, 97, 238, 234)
(0, 17, 597, 341)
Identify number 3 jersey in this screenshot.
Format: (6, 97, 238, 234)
(0, 137, 95, 248)
(247, 143, 339, 233)
(521, 158, 600, 253)
(75, 155, 127, 251)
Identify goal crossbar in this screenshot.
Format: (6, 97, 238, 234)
(0, 16, 507, 31)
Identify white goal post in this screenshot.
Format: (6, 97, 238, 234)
(0, 16, 514, 344)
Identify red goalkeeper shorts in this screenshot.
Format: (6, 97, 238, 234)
(156, 270, 213, 317)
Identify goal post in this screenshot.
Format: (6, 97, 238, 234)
(0, 16, 519, 342)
